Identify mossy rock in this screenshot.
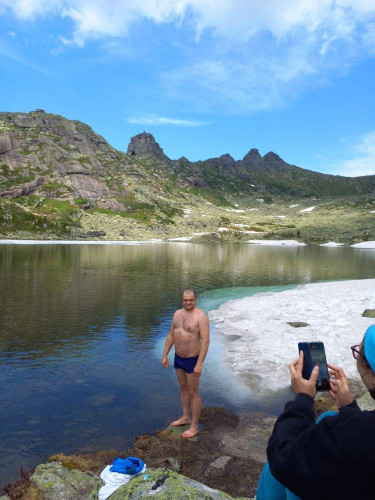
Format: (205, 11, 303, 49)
(30, 462, 99, 500)
(287, 322, 309, 328)
(362, 309, 375, 318)
(107, 467, 247, 499)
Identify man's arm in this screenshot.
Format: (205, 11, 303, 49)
(161, 316, 175, 368)
(194, 313, 210, 377)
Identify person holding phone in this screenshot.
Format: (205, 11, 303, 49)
(256, 325, 375, 500)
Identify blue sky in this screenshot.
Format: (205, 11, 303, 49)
(0, 1, 375, 176)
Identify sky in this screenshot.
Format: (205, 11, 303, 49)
(0, 1, 375, 177)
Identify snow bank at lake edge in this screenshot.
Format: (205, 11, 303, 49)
(209, 279, 375, 393)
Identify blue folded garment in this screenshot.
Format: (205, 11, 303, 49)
(109, 457, 144, 475)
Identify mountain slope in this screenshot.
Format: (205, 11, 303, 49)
(0, 110, 374, 242)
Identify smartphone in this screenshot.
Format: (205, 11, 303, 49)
(298, 342, 330, 391)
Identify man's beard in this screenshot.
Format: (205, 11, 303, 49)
(369, 387, 375, 401)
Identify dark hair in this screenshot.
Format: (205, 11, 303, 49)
(182, 289, 197, 298)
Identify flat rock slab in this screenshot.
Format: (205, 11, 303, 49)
(30, 462, 99, 500)
(107, 467, 249, 499)
(167, 424, 198, 441)
(218, 412, 277, 463)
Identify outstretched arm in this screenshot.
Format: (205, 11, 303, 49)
(194, 313, 210, 377)
(161, 317, 175, 368)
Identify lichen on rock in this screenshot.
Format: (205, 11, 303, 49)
(30, 462, 99, 500)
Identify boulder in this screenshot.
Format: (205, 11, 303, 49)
(362, 309, 375, 318)
(287, 322, 309, 328)
(30, 462, 99, 500)
(106, 467, 249, 499)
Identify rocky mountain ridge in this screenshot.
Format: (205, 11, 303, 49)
(0, 110, 374, 242)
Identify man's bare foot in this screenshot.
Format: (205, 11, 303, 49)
(170, 417, 191, 427)
(181, 426, 199, 438)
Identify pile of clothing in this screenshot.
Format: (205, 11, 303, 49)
(99, 456, 146, 500)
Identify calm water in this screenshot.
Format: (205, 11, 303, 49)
(1, 242, 375, 486)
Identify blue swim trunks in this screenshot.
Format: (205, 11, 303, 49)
(174, 353, 199, 373)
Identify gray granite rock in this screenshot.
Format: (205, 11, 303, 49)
(107, 467, 248, 499)
(30, 461, 99, 500)
(205, 456, 233, 476)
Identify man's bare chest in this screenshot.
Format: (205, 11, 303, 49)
(174, 314, 199, 333)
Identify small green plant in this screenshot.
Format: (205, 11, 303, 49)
(74, 197, 90, 206)
(77, 155, 92, 165)
(1, 163, 10, 176)
(43, 182, 68, 193)
(219, 216, 230, 225)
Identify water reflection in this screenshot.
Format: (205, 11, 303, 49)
(1, 242, 375, 486)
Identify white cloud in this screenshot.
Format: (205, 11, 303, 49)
(334, 132, 375, 177)
(127, 115, 213, 127)
(0, 0, 373, 43)
(1, 1, 375, 110)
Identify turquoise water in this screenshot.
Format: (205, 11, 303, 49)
(1, 242, 375, 487)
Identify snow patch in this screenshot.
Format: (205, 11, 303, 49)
(319, 242, 344, 247)
(246, 240, 306, 246)
(209, 279, 375, 392)
(351, 241, 375, 249)
(300, 206, 316, 213)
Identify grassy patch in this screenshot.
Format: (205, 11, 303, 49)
(76, 155, 92, 165)
(74, 197, 90, 206)
(0, 167, 36, 188)
(37, 199, 77, 215)
(42, 182, 68, 193)
(1, 163, 10, 176)
(0, 200, 79, 235)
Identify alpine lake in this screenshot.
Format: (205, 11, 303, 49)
(1, 241, 375, 487)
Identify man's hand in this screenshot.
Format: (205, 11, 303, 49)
(328, 363, 353, 408)
(161, 356, 169, 368)
(193, 363, 202, 377)
(289, 351, 319, 398)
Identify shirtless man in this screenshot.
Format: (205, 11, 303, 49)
(161, 289, 210, 438)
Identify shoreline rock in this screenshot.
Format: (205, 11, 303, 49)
(3, 393, 373, 499)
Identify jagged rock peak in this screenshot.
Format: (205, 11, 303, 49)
(127, 132, 168, 159)
(263, 151, 285, 166)
(242, 148, 263, 164)
(218, 153, 236, 167)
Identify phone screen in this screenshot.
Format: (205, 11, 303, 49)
(310, 343, 329, 380)
(298, 341, 330, 391)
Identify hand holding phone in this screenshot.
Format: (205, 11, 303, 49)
(289, 351, 320, 398)
(298, 342, 330, 392)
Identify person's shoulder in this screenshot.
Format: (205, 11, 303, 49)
(174, 308, 183, 317)
(195, 307, 208, 318)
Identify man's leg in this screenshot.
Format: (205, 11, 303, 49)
(171, 368, 192, 426)
(181, 371, 201, 438)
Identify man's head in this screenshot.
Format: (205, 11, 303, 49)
(357, 325, 375, 399)
(182, 289, 197, 311)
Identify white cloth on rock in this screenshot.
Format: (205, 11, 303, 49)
(98, 464, 147, 500)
